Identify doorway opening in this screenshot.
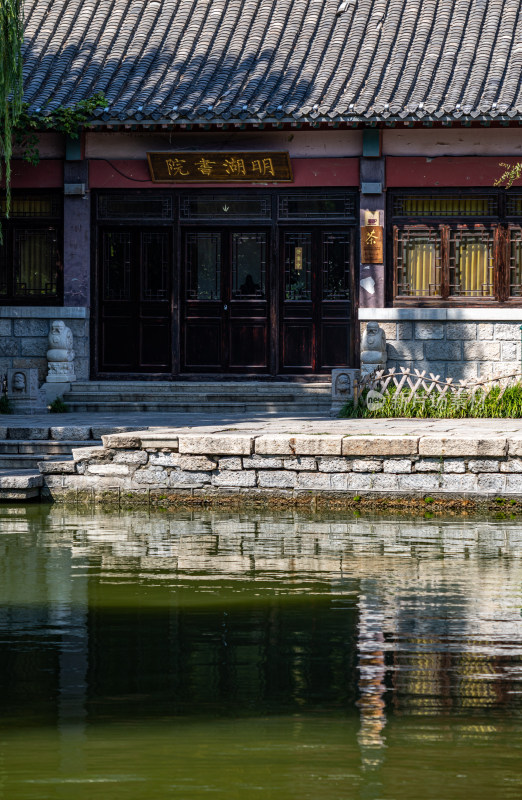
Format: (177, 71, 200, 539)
(94, 189, 358, 378)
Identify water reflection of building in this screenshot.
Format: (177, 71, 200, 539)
(0, 506, 521, 735)
(356, 579, 387, 771)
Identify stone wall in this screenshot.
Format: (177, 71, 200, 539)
(0, 307, 89, 385)
(40, 430, 522, 504)
(360, 310, 522, 381)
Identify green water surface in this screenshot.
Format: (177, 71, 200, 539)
(0, 506, 521, 799)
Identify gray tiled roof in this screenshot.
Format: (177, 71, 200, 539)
(22, 0, 522, 125)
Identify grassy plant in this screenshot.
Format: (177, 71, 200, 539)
(48, 396, 69, 414)
(0, 394, 12, 414)
(340, 382, 522, 419)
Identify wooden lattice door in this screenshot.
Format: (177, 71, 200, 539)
(98, 228, 172, 374)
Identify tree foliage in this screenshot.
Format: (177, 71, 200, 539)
(0, 0, 24, 217)
(494, 162, 522, 190)
(14, 93, 107, 164)
(0, 0, 105, 220)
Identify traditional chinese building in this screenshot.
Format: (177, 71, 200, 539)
(3, 0, 522, 403)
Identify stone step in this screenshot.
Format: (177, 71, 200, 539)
(68, 381, 330, 390)
(63, 397, 330, 408)
(0, 426, 145, 442)
(0, 426, 92, 441)
(63, 380, 332, 413)
(63, 392, 323, 402)
(0, 440, 103, 455)
(0, 454, 75, 470)
(62, 401, 330, 414)
(65, 386, 331, 398)
(0, 469, 43, 501)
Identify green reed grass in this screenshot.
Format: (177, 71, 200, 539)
(340, 383, 522, 419)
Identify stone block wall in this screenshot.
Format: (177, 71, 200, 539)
(0, 307, 89, 385)
(39, 430, 522, 504)
(359, 311, 522, 381)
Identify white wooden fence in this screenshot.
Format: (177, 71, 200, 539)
(355, 367, 522, 406)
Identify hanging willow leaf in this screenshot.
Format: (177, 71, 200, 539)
(0, 0, 24, 221)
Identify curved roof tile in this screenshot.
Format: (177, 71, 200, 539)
(21, 0, 522, 123)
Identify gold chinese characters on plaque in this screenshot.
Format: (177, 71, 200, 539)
(361, 226, 384, 264)
(147, 152, 293, 183)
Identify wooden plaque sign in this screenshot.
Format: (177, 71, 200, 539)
(147, 152, 293, 183)
(361, 225, 384, 264)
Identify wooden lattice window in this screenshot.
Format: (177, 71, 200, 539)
(185, 232, 221, 300)
(390, 192, 518, 303)
(102, 231, 131, 301)
(322, 232, 351, 300)
(0, 193, 62, 304)
(278, 193, 356, 220)
(392, 194, 498, 218)
(231, 232, 266, 299)
(394, 227, 442, 298)
(284, 233, 312, 301)
(394, 224, 500, 301)
(448, 228, 494, 298)
(141, 232, 170, 301)
(508, 227, 522, 298)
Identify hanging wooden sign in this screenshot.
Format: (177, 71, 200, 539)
(361, 225, 384, 264)
(147, 152, 293, 182)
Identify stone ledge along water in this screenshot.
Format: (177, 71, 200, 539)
(36, 428, 522, 506)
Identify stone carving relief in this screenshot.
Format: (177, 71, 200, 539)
(46, 320, 76, 383)
(360, 321, 387, 378)
(331, 368, 360, 415)
(6, 368, 45, 414)
(12, 372, 27, 393)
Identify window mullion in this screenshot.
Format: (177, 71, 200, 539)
(499, 224, 509, 302)
(441, 225, 450, 300)
(392, 225, 399, 298)
(506, 224, 522, 300)
(493, 225, 502, 302)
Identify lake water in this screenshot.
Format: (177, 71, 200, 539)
(0, 505, 521, 799)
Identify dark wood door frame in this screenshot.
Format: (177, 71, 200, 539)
(180, 226, 272, 373)
(91, 189, 359, 380)
(96, 226, 173, 375)
(279, 225, 356, 374)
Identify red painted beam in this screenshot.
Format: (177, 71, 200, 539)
(88, 158, 359, 188)
(386, 156, 522, 187)
(0, 159, 63, 189)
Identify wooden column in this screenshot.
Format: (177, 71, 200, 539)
(63, 157, 90, 309)
(359, 149, 386, 310)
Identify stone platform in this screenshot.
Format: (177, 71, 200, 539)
(35, 414, 522, 507)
